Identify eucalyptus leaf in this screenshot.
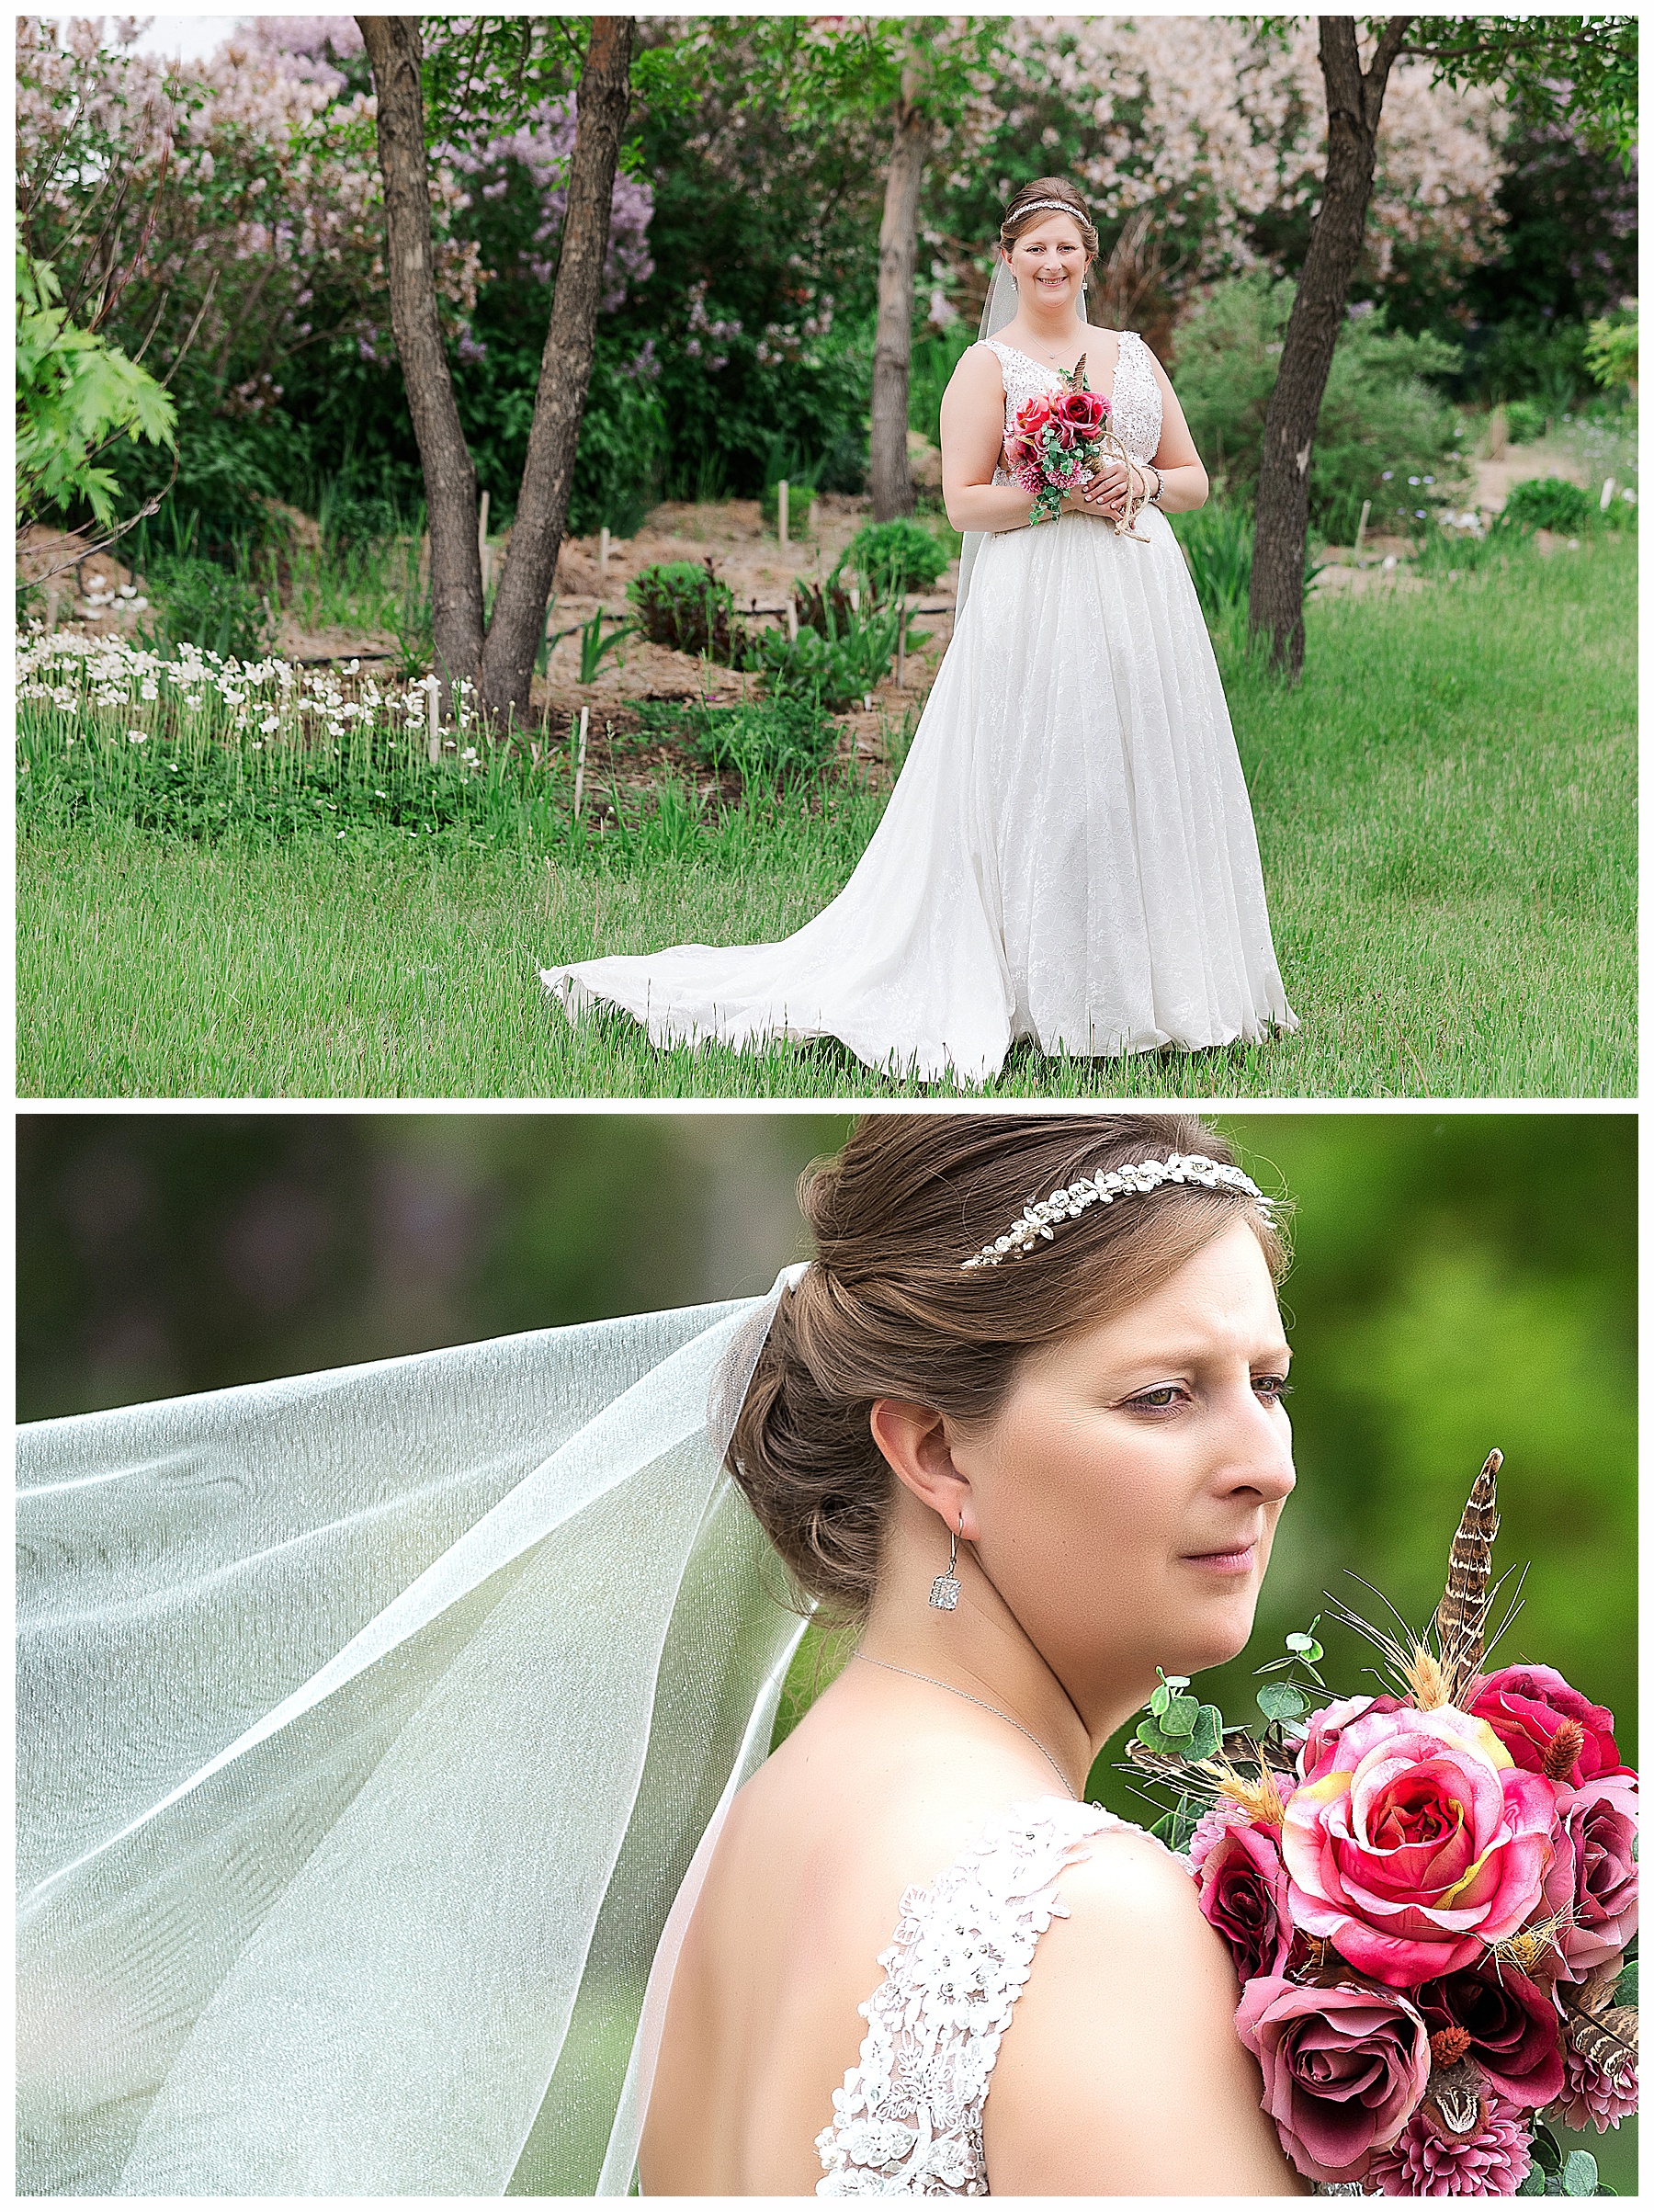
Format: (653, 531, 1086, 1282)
(1158, 1696, 1198, 1738)
(1286, 1632, 1314, 1652)
(1562, 2151, 1599, 2196)
(1258, 1683, 1309, 1722)
(1134, 1718, 1179, 1757)
(1613, 1958, 1637, 2007)
(1516, 2170, 1548, 2198)
(1187, 1705, 1223, 1763)
(1150, 1684, 1171, 1719)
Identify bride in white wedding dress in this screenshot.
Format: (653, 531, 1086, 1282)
(639, 1113, 1304, 2194)
(17, 1111, 1307, 2196)
(541, 178, 1295, 1085)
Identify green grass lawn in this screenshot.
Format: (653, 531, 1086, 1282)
(17, 537, 1635, 1098)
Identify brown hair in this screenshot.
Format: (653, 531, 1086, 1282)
(999, 177, 1100, 264)
(728, 1113, 1286, 1622)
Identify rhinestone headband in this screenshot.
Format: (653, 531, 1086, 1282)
(960, 1153, 1273, 1271)
(1007, 198, 1091, 226)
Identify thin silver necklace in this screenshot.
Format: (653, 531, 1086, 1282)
(854, 1651, 1079, 1801)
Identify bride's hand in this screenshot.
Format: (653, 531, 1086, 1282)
(1065, 459, 1143, 519)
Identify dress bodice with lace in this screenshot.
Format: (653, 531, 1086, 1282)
(985, 329, 1162, 464)
(815, 1798, 1135, 2196)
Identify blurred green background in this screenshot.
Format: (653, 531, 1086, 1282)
(16, 1107, 1636, 2184)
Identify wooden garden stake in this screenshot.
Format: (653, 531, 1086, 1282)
(786, 599, 799, 642)
(599, 525, 610, 574)
(427, 677, 440, 765)
(1354, 498, 1371, 562)
(896, 603, 906, 686)
(478, 490, 491, 592)
(573, 704, 590, 822)
(778, 480, 789, 547)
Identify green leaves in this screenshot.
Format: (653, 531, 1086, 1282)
(1135, 1672, 1224, 1764)
(1257, 1682, 1310, 1723)
(1561, 2150, 1600, 2196)
(1613, 1957, 1637, 2007)
(17, 253, 177, 527)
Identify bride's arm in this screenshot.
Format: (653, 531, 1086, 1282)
(983, 1828, 1310, 2195)
(939, 345, 1054, 533)
(1139, 346, 1209, 515)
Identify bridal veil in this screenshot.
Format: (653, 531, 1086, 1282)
(17, 1269, 810, 2195)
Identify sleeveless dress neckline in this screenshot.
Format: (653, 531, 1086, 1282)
(813, 1796, 1140, 2196)
(985, 330, 1130, 413)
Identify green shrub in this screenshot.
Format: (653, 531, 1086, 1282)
(1170, 501, 1254, 621)
(909, 323, 975, 446)
(844, 518, 949, 597)
(566, 339, 668, 539)
(792, 573, 855, 639)
(676, 692, 840, 783)
(138, 552, 276, 661)
(626, 559, 742, 664)
(1497, 475, 1594, 535)
(1504, 398, 1548, 445)
(745, 594, 910, 709)
(743, 622, 866, 712)
(760, 439, 823, 536)
(1173, 275, 1469, 543)
(1584, 307, 1637, 392)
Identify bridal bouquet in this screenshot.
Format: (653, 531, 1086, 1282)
(1004, 359, 1112, 527)
(1130, 1455, 1637, 2197)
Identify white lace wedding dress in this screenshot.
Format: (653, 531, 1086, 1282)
(541, 331, 1295, 1085)
(814, 1797, 1133, 2195)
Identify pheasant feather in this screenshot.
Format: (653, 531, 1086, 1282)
(1434, 1450, 1501, 1705)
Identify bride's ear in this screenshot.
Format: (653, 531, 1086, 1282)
(869, 1398, 972, 1536)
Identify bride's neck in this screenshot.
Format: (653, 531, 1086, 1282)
(856, 1543, 1119, 1796)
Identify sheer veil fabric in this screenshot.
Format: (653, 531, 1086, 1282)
(953, 256, 1019, 622)
(17, 1270, 810, 2195)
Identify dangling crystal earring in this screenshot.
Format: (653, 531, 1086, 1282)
(929, 1511, 964, 1611)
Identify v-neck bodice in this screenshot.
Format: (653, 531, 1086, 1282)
(985, 331, 1162, 463)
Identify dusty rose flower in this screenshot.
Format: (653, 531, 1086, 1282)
(1553, 2041, 1638, 2132)
(1366, 2093, 1534, 2196)
(1191, 1812, 1295, 1984)
(1540, 1772, 1638, 1979)
(1468, 1666, 1626, 1787)
(1282, 1704, 1558, 1986)
(1415, 1960, 1563, 2110)
(1234, 1975, 1432, 2184)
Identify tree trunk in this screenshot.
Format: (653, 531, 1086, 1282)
(479, 18, 633, 731)
(868, 93, 931, 522)
(1249, 17, 1411, 677)
(358, 16, 483, 717)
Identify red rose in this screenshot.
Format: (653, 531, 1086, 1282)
(1468, 1666, 1626, 1786)
(1235, 1977, 1432, 2184)
(1191, 1813, 1295, 1984)
(1053, 389, 1107, 436)
(1414, 1959, 1564, 2110)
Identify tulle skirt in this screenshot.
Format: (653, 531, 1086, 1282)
(541, 505, 1295, 1084)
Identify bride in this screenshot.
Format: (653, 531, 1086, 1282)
(17, 1112, 1303, 2195)
(540, 179, 1296, 1086)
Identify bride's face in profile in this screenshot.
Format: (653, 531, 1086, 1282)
(952, 1217, 1296, 1717)
(1003, 213, 1090, 316)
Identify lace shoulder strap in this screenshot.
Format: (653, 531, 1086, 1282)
(815, 1798, 1132, 2196)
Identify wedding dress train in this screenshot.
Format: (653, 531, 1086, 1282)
(540, 330, 1294, 1084)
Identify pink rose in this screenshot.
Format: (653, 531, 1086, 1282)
(1235, 1975, 1431, 2184)
(1013, 394, 1052, 437)
(1297, 1694, 1405, 1783)
(1191, 1813, 1295, 1984)
(1414, 1959, 1564, 2110)
(1281, 1705, 1558, 1987)
(1541, 1771, 1638, 1978)
(1468, 1666, 1626, 1786)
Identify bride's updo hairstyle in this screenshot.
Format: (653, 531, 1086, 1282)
(731, 1113, 1286, 1621)
(999, 176, 1099, 263)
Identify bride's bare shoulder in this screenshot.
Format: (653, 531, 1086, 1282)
(984, 1824, 1310, 2195)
